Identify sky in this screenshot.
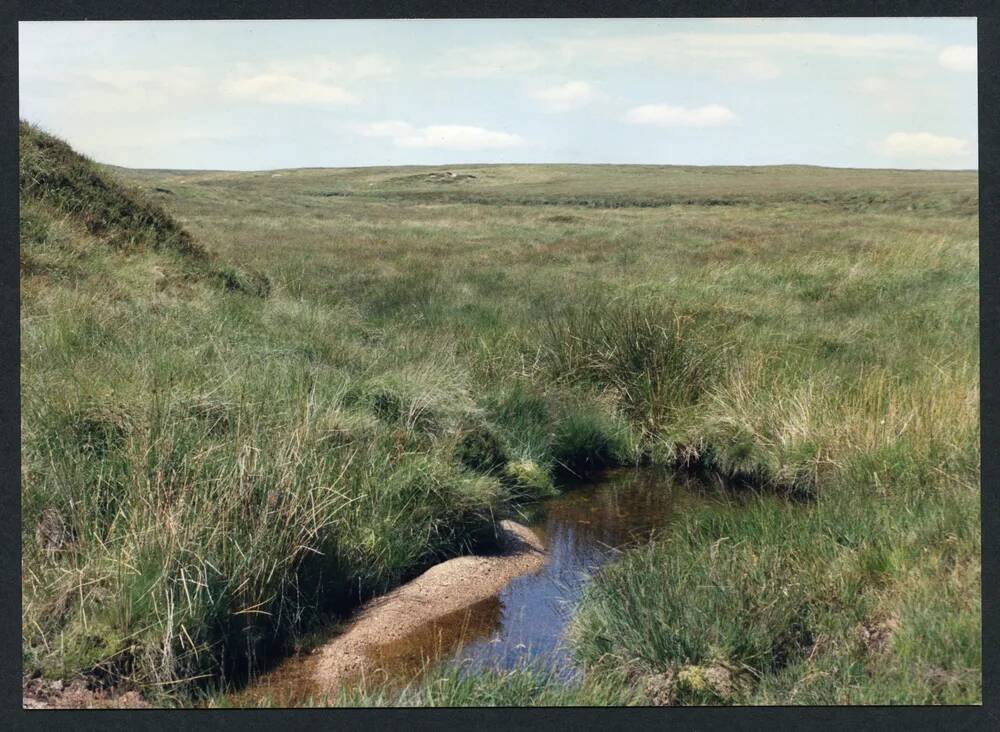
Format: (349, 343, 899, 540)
(19, 18, 978, 171)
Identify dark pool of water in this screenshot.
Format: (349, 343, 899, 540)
(234, 467, 699, 705)
(440, 467, 692, 681)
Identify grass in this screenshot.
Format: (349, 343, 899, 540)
(223, 665, 646, 708)
(21, 122, 979, 705)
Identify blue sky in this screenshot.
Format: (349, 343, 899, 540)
(19, 18, 977, 170)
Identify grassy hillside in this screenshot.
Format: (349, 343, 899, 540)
(21, 123, 514, 699)
(23, 123, 979, 705)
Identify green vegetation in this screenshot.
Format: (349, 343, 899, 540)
(210, 664, 645, 708)
(22, 123, 979, 705)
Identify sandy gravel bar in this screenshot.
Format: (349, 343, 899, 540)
(312, 519, 546, 692)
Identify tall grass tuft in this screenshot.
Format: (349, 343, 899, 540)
(540, 298, 721, 435)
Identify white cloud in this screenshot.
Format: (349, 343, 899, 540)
(343, 53, 395, 79)
(738, 58, 782, 81)
(430, 31, 932, 83)
(560, 32, 931, 75)
(938, 45, 976, 72)
(218, 53, 393, 106)
(429, 45, 549, 78)
(855, 75, 915, 113)
(530, 81, 598, 112)
(220, 73, 357, 106)
(357, 120, 413, 139)
(267, 53, 395, 81)
(357, 121, 524, 150)
(33, 66, 213, 111)
(88, 66, 207, 97)
(666, 32, 931, 56)
(876, 131, 971, 160)
(857, 76, 893, 95)
(622, 103, 737, 127)
(50, 54, 393, 113)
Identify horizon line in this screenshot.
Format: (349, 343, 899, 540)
(104, 161, 980, 175)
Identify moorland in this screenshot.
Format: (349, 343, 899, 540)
(21, 121, 980, 705)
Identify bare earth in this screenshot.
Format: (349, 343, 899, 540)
(24, 519, 546, 708)
(311, 519, 546, 693)
(22, 677, 150, 709)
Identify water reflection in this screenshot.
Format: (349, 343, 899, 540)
(234, 467, 689, 705)
(366, 594, 503, 684)
(444, 467, 682, 679)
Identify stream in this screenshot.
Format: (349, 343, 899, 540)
(233, 467, 709, 706)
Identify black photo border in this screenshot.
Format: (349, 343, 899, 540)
(2, 3, 996, 731)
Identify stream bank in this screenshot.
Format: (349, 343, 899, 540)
(233, 468, 710, 706)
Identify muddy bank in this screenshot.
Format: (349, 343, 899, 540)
(26, 521, 544, 710)
(22, 677, 150, 709)
(237, 519, 545, 704)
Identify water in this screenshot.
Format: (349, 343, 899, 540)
(234, 467, 699, 705)
(441, 467, 689, 681)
